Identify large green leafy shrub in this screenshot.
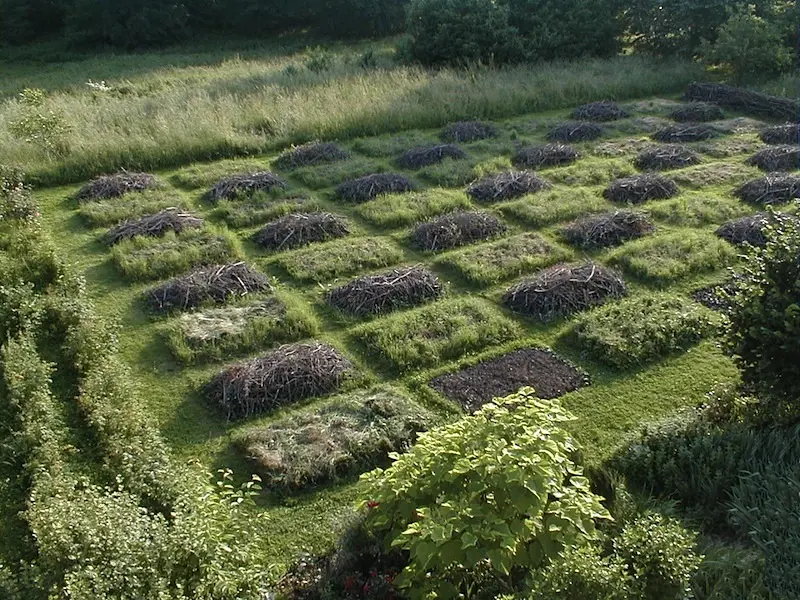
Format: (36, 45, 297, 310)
(319, 0, 408, 37)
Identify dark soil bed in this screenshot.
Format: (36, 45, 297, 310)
(691, 278, 742, 312)
(396, 144, 466, 169)
(512, 144, 579, 168)
(440, 120, 499, 142)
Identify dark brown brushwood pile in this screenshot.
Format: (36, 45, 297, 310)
(326, 266, 443, 316)
(273, 142, 350, 169)
(683, 82, 799, 121)
(467, 170, 549, 202)
(396, 144, 467, 169)
(252, 212, 349, 250)
(668, 102, 725, 123)
(760, 124, 799, 145)
(746, 146, 799, 172)
(547, 121, 604, 142)
(76, 171, 157, 202)
(106, 208, 203, 245)
(562, 211, 655, 249)
(411, 211, 507, 251)
(734, 173, 800, 205)
(691, 277, 742, 312)
(571, 101, 629, 122)
(652, 123, 717, 143)
(603, 173, 680, 204)
(503, 262, 627, 321)
(335, 173, 414, 203)
(209, 172, 287, 202)
(440, 121, 499, 142)
(512, 144, 579, 168)
(145, 262, 270, 313)
(715, 214, 771, 247)
(633, 145, 701, 171)
(205, 342, 352, 420)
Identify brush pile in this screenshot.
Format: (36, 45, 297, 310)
(396, 144, 466, 169)
(562, 211, 655, 249)
(252, 212, 349, 250)
(634, 145, 701, 171)
(440, 120, 499, 142)
(512, 144, 579, 168)
(715, 214, 772, 247)
(760, 124, 799, 145)
(734, 173, 800, 205)
(209, 172, 287, 202)
(603, 173, 679, 204)
(684, 82, 799, 121)
(76, 172, 157, 202)
(205, 342, 352, 420)
(547, 121, 604, 142)
(652, 124, 717, 143)
(326, 266, 443, 316)
(746, 146, 799, 172)
(411, 211, 506, 251)
(273, 142, 350, 169)
(503, 262, 627, 321)
(335, 173, 413, 203)
(571, 101, 629, 122)
(105, 208, 203, 245)
(145, 262, 270, 313)
(467, 170, 549, 202)
(668, 102, 724, 123)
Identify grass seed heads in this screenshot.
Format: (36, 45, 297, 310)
(106, 208, 203, 245)
(440, 120, 499, 142)
(571, 100, 629, 122)
(547, 121, 604, 142)
(273, 142, 350, 169)
(512, 144, 579, 169)
(411, 211, 507, 251)
(503, 262, 627, 321)
(209, 171, 286, 202)
(760, 124, 799, 146)
(396, 144, 466, 169)
(76, 171, 157, 202)
(467, 170, 549, 203)
(668, 102, 725, 123)
(252, 212, 349, 250)
(603, 173, 679, 204)
(734, 173, 800, 205)
(205, 341, 352, 420)
(335, 172, 414, 203)
(562, 210, 655, 249)
(683, 82, 799, 121)
(652, 123, 717, 143)
(634, 145, 701, 171)
(145, 262, 270, 313)
(746, 146, 800, 172)
(326, 266, 443, 317)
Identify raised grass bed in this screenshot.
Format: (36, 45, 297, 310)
(252, 212, 350, 251)
(290, 157, 381, 190)
(410, 211, 507, 252)
(106, 208, 203, 245)
(277, 238, 403, 283)
(335, 173, 414, 203)
(212, 195, 321, 228)
(273, 142, 350, 170)
(561, 210, 655, 250)
(355, 189, 472, 228)
(500, 188, 612, 228)
(467, 171, 549, 203)
(417, 157, 478, 188)
(646, 193, 751, 227)
(76, 171, 158, 202)
(209, 172, 287, 202)
(670, 162, 760, 189)
(541, 157, 635, 186)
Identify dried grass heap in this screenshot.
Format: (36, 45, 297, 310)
(106, 208, 203, 245)
(205, 342, 352, 420)
(335, 173, 414, 203)
(547, 121, 604, 142)
(512, 144, 579, 168)
(684, 82, 799, 121)
(571, 101, 629, 122)
(634, 145, 701, 171)
(760, 124, 799, 146)
(440, 120, 499, 142)
(209, 172, 286, 202)
(668, 102, 725, 123)
(326, 266, 443, 317)
(411, 211, 507, 251)
(467, 170, 549, 203)
(734, 173, 800, 205)
(746, 146, 799, 172)
(252, 212, 349, 250)
(396, 144, 466, 169)
(76, 171, 157, 202)
(562, 211, 655, 249)
(603, 173, 679, 204)
(504, 262, 627, 321)
(273, 142, 350, 169)
(146, 262, 270, 313)
(652, 124, 717, 143)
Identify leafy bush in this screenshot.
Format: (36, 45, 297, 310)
(527, 545, 632, 600)
(0, 165, 38, 223)
(318, 0, 408, 37)
(361, 389, 611, 598)
(8, 89, 71, 158)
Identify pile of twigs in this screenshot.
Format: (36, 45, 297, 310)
(562, 210, 655, 249)
(326, 266, 443, 316)
(106, 208, 203, 245)
(734, 173, 800, 205)
(571, 101, 629, 122)
(684, 82, 799, 121)
(760, 124, 799, 145)
(715, 214, 772, 247)
(76, 171, 157, 202)
(547, 121, 604, 142)
(652, 124, 717, 143)
(692, 277, 742, 312)
(467, 170, 549, 202)
(396, 144, 466, 169)
(668, 102, 724, 123)
(209, 172, 287, 202)
(335, 173, 414, 203)
(503, 262, 627, 321)
(746, 146, 799, 172)
(145, 262, 270, 313)
(273, 142, 350, 169)
(512, 144, 579, 168)
(205, 342, 352, 420)
(634, 145, 701, 171)
(440, 121, 499, 142)
(603, 173, 680, 204)
(411, 211, 507, 251)
(253, 212, 349, 250)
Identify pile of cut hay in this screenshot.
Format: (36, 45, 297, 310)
(512, 144, 579, 168)
(467, 170, 549, 203)
(106, 208, 202, 245)
(76, 171, 157, 201)
(547, 121, 604, 142)
(209, 172, 287, 202)
(411, 211, 507, 251)
(634, 145, 701, 171)
(562, 211, 655, 249)
(746, 146, 799, 172)
(603, 173, 679, 204)
(684, 82, 799, 121)
(652, 124, 717, 143)
(335, 173, 414, 203)
(571, 100, 629, 122)
(252, 212, 349, 250)
(396, 144, 466, 169)
(326, 266, 443, 316)
(734, 173, 800, 205)
(668, 102, 724, 122)
(760, 124, 799, 145)
(273, 142, 350, 169)
(440, 121, 499, 142)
